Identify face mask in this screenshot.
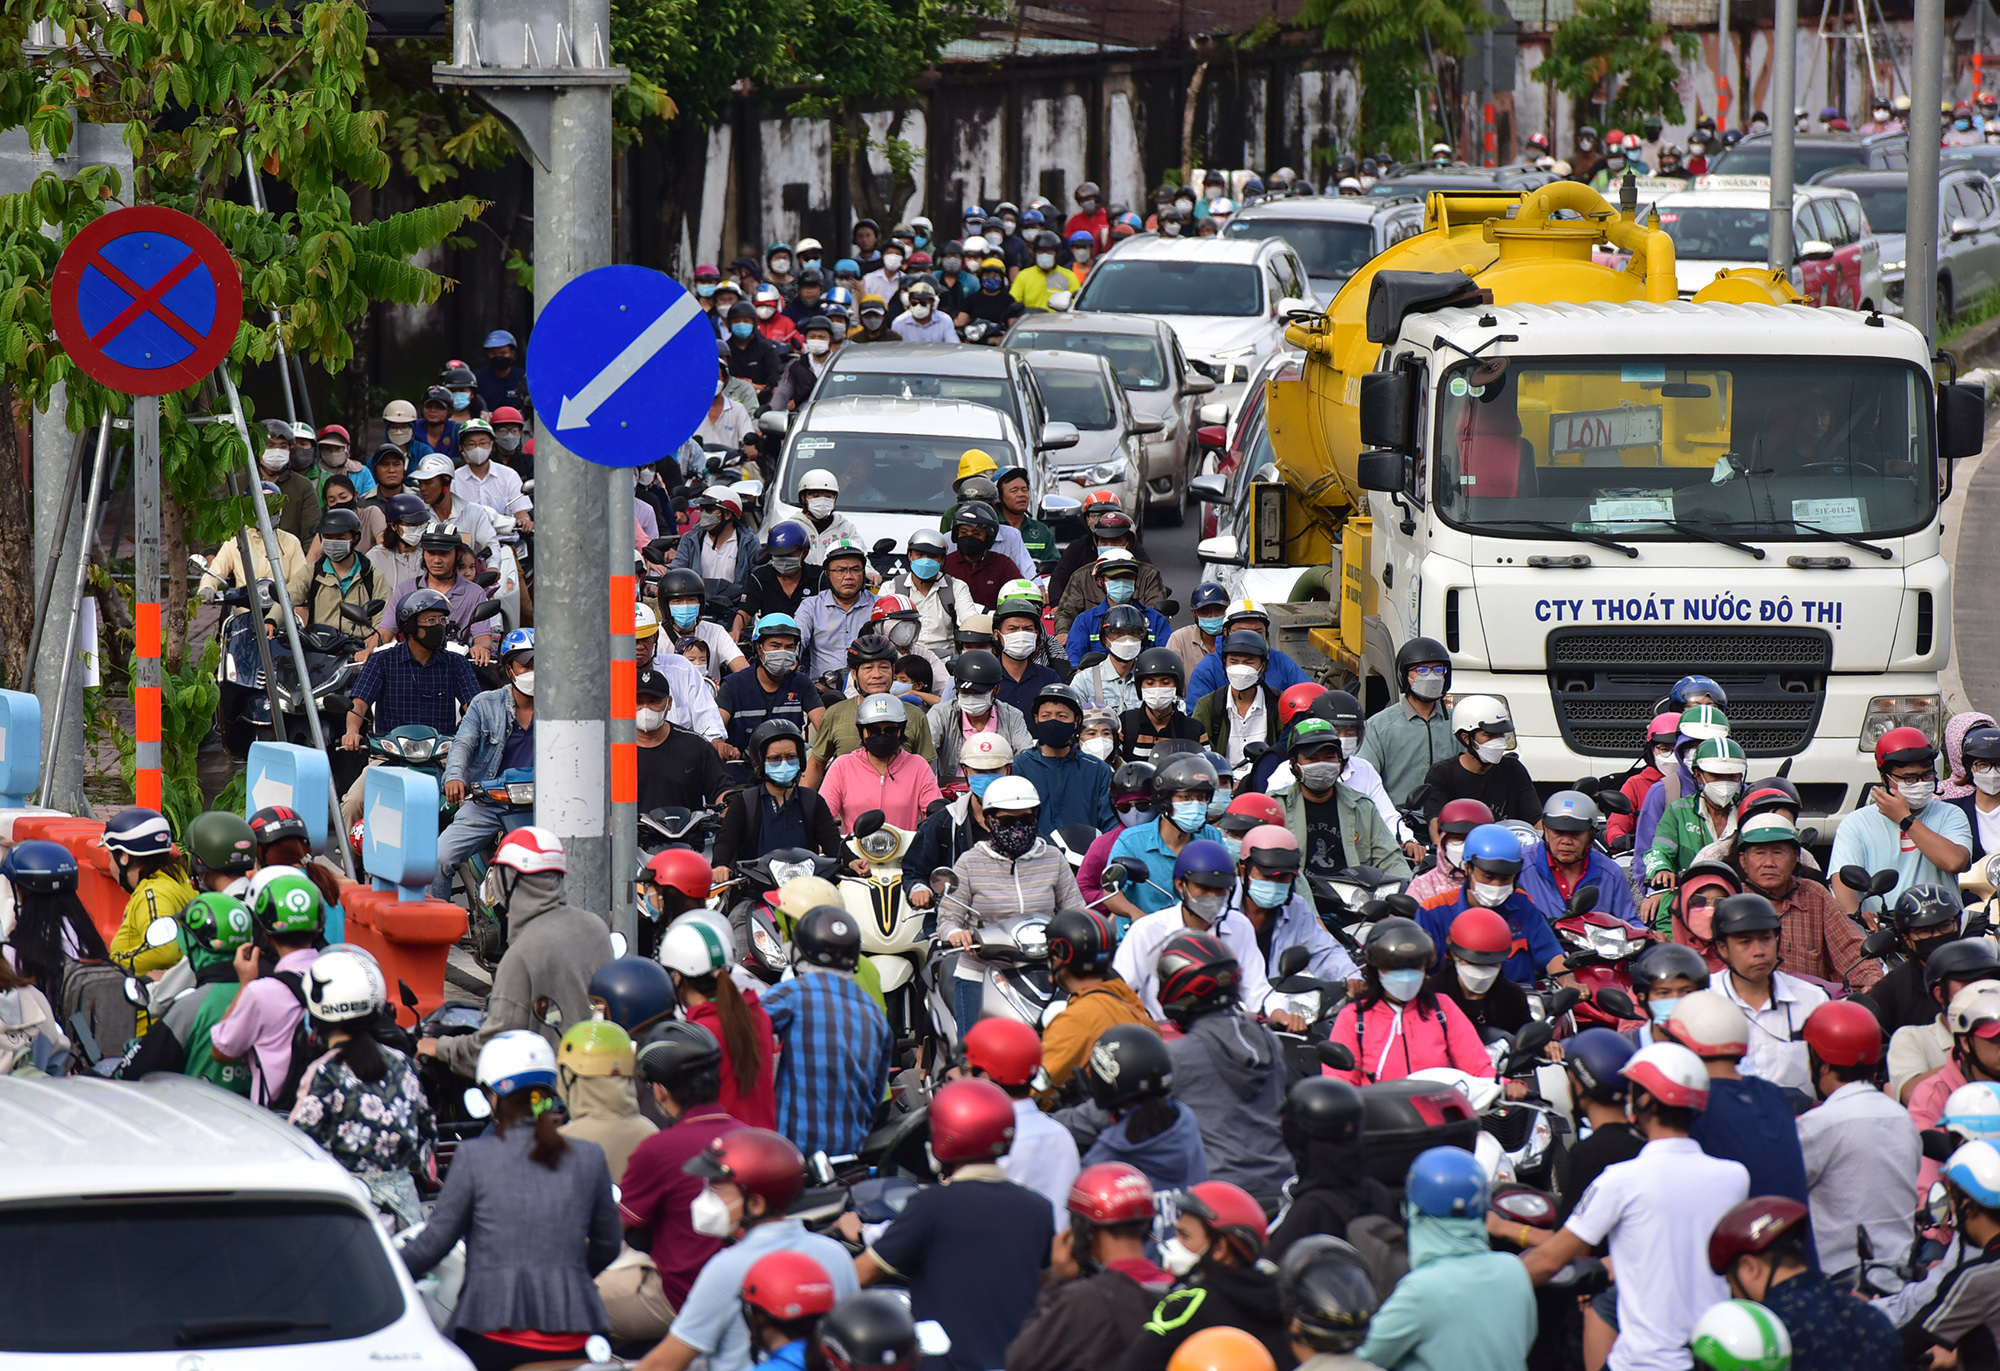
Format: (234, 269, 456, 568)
(1703, 779, 1742, 807)
(1105, 579, 1137, 604)
(1142, 686, 1178, 711)
(863, 733, 903, 759)
(911, 302, 934, 320)
(1469, 879, 1512, 908)
(957, 534, 989, 559)
(412, 624, 448, 651)
(1172, 800, 1208, 834)
(760, 647, 798, 677)
(1034, 253, 1056, 271)
(806, 337, 831, 357)
(460, 442, 494, 467)
(942, 256, 963, 274)
(699, 510, 721, 530)
(1649, 995, 1683, 1025)
(991, 821, 1038, 859)
(1161, 1237, 1203, 1277)
(981, 277, 1004, 293)
(690, 1187, 736, 1238)
(1225, 664, 1261, 691)
(805, 496, 836, 519)
(1652, 748, 1676, 771)
(259, 450, 289, 472)
(1474, 739, 1509, 765)
(1031, 719, 1077, 749)
(909, 556, 942, 581)
(1456, 961, 1501, 994)
(1411, 674, 1446, 700)
(497, 431, 522, 451)
(1901, 780, 1938, 808)
(1082, 736, 1116, 761)
(636, 707, 666, 732)
(770, 256, 791, 274)
(1205, 186, 1222, 201)
(1117, 804, 1150, 828)
(1001, 218, 1019, 234)
(1175, 198, 1195, 212)
(1107, 637, 1142, 662)
(948, 689, 992, 720)
(965, 771, 1004, 801)
(320, 448, 350, 471)
(1977, 771, 2000, 797)
(1380, 969, 1425, 1002)
(316, 539, 353, 563)
(1162, 222, 1183, 237)
(1197, 615, 1226, 636)
(1248, 877, 1292, 910)
(1183, 890, 1227, 923)
(1208, 791, 1232, 819)
(862, 313, 886, 330)
(670, 604, 700, 629)
(754, 304, 777, 321)
(510, 670, 535, 698)
(883, 253, 904, 271)
(1002, 631, 1039, 661)
(765, 758, 801, 786)
(760, 552, 802, 577)
(1298, 761, 1342, 792)
(1444, 840, 1465, 869)
(451, 391, 471, 411)
(730, 322, 754, 340)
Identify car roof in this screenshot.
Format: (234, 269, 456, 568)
(1002, 312, 1175, 342)
(1726, 131, 1868, 148)
(811, 342, 1015, 376)
(1228, 197, 1413, 224)
(1019, 347, 1118, 377)
(797, 396, 1015, 440)
(0, 1075, 364, 1204)
(1654, 178, 1845, 208)
(1094, 235, 1280, 264)
(1815, 170, 1914, 189)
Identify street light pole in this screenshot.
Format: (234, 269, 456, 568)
(1768, 0, 1799, 272)
(1907, 0, 1947, 344)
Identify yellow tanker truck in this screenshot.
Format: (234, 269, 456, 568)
(1204, 179, 1983, 819)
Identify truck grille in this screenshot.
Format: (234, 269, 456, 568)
(1546, 627, 1831, 757)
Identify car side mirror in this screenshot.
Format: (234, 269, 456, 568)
(1356, 450, 1404, 493)
(1183, 371, 1217, 395)
(757, 411, 789, 436)
(1950, 217, 1979, 240)
(1040, 494, 1083, 522)
(1196, 424, 1228, 450)
(1190, 474, 1228, 504)
(1039, 421, 1081, 452)
(1796, 239, 1836, 263)
(1357, 370, 1410, 450)
(1198, 402, 1229, 425)
(1197, 534, 1245, 567)
(1130, 416, 1166, 436)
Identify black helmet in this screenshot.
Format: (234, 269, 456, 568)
(748, 717, 806, 771)
(1132, 647, 1186, 691)
(1283, 1076, 1365, 1147)
(1080, 1022, 1174, 1111)
(1629, 942, 1712, 995)
(1048, 908, 1118, 976)
(1157, 930, 1239, 1024)
(1364, 917, 1434, 972)
(417, 520, 461, 552)
(1712, 893, 1782, 938)
(1964, 726, 2000, 763)
(1927, 939, 2000, 996)
(1034, 230, 1062, 251)
(1100, 605, 1149, 641)
(1892, 886, 1963, 937)
(952, 650, 1004, 690)
(1033, 681, 1084, 722)
(818, 1292, 920, 1371)
(384, 491, 429, 524)
(635, 1019, 723, 1085)
(1111, 761, 1155, 798)
(794, 905, 861, 970)
(1394, 636, 1451, 695)
(1311, 689, 1365, 737)
(396, 587, 452, 632)
(440, 361, 477, 387)
(957, 475, 1001, 504)
(1218, 629, 1268, 660)
(952, 500, 1001, 535)
(317, 506, 363, 539)
(1152, 752, 1219, 799)
(660, 567, 705, 600)
(1279, 1236, 1379, 1355)
(847, 633, 898, 667)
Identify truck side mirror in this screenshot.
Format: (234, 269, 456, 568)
(1357, 371, 1410, 450)
(1941, 381, 1986, 460)
(1356, 450, 1404, 493)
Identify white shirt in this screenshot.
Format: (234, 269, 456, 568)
(883, 571, 979, 656)
(696, 397, 754, 450)
(1000, 1096, 1081, 1226)
(1223, 688, 1268, 770)
(663, 618, 747, 679)
(1563, 1137, 1749, 1371)
(434, 493, 500, 557)
(1797, 1079, 1921, 1277)
(651, 651, 726, 740)
(699, 529, 741, 582)
(1888, 1017, 1952, 1102)
(1715, 969, 1828, 1092)
(1978, 800, 2000, 863)
(1112, 904, 1276, 1019)
(450, 460, 531, 517)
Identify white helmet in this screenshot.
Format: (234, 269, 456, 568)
(290, 421, 316, 443)
(494, 826, 567, 875)
(798, 468, 840, 495)
(982, 776, 1042, 811)
(304, 948, 387, 1024)
(1688, 1300, 1791, 1371)
(1663, 990, 1748, 1059)
(1619, 1041, 1710, 1108)
(409, 453, 456, 483)
(1949, 982, 2000, 1038)
(1945, 1138, 2000, 1208)
(659, 918, 733, 979)
(1450, 694, 1512, 736)
(961, 733, 1016, 770)
(476, 1028, 559, 1096)
(963, 234, 990, 256)
(1942, 1081, 2000, 1141)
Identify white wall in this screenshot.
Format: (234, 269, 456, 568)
(1023, 93, 1089, 204)
(757, 116, 833, 248)
(863, 107, 929, 222)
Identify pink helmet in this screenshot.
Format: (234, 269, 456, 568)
(1647, 712, 1682, 745)
(494, 826, 567, 875)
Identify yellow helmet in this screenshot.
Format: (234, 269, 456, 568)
(957, 449, 999, 483)
(775, 875, 843, 930)
(558, 1019, 636, 1077)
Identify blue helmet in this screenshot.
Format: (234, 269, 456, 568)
(589, 957, 676, 1031)
(482, 329, 517, 349)
(1020, 208, 1045, 226)
(1173, 839, 1236, 885)
(1190, 581, 1231, 613)
(1944, 1139, 2000, 1209)
(823, 286, 856, 311)
(499, 627, 534, 663)
(962, 205, 986, 222)
(1671, 674, 1728, 710)
(1564, 1028, 1636, 1103)
(1461, 824, 1523, 878)
(765, 521, 810, 553)
(102, 807, 174, 860)
(1405, 1146, 1488, 1218)
(754, 612, 802, 641)
(3, 839, 78, 894)
(834, 258, 861, 277)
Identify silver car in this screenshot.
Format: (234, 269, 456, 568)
(1818, 167, 2000, 319)
(1221, 195, 1426, 301)
(1019, 349, 1154, 516)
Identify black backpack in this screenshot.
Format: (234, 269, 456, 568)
(265, 971, 321, 1113)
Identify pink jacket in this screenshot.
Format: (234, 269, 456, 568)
(1325, 992, 1495, 1086)
(1912, 1061, 1966, 1196)
(1076, 827, 1124, 906)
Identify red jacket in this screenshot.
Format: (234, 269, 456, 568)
(1325, 993, 1494, 1085)
(688, 991, 778, 1130)
(758, 312, 800, 348)
(1608, 764, 1660, 843)
(1064, 208, 1110, 252)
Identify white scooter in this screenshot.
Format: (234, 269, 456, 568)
(843, 810, 930, 1052)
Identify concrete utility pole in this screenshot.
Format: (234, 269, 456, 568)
(1907, 0, 1947, 344)
(437, 0, 629, 915)
(32, 390, 88, 813)
(1768, 0, 1799, 271)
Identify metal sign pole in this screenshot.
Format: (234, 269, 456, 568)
(609, 494, 636, 945)
(38, 411, 111, 808)
(134, 394, 162, 810)
(1907, 0, 1946, 345)
(222, 464, 291, 753)
(1767, 0, 1799, 272)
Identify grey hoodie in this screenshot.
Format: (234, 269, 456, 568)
(1166, 1009, 1293, 1203)
(437, 870, 613, 1079)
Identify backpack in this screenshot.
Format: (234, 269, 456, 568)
(1344, 1212, 1410, 1300)
(60, 960, 136, 1061)
(265, 970, 321, 1112)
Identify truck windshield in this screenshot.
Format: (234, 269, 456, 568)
(1432, 359, 1932, 540)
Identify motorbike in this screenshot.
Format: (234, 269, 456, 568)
(719, 848, 845, 979)
(923, 869, 1058, 1055)
(215, 584, 377, 757)
(1550, 884, 1654, 1032)
(1412, 1018, 1572, 1195)
(843, 810, 931, 1056)
(348, 724, 458, 870)
(457, 766, 538, 968)
(1266, 942, 1349, 1082)
(636, 807, 719, 959)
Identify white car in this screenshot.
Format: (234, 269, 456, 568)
(1649, 176, 1884, 310)
(0, 1073, 473, 1368)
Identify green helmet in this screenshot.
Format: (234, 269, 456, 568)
(187, 811, 257, 877)
(1691, 737, 1748, 774)
(182, 892, 257, 954)
(1678, 704, 1731, 742)
(1689, 1299, 1790, 1371)
(998, 577, 1042, 604)
(252, 869, 323, 935)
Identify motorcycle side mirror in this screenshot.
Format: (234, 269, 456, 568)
(932, 869, 961, 896)
(123, 975, 148, 1008)
(474, 569, 502, 589)
(1160, 599, 1180, 619)
(1380, 892, 1420, 919)
(1277, 945, 1311, 978)
(1870, 870, 1900, 898)
(1546, 986, 1581, 1019)
(1862, 927, 1897, 958)
(1929, 1180, 1953, 1224)
(810, 1149, 836, 1184)
(1316, 1041, 1357, 1071)
(584, 1334, 615, 1367)
(853, 810, 885, 839)
(644, 537, 676, 566)
(915, 1321, 953, 1359)
(338, 602, 374, 626)
(872, 538, 897, 554)
(463, 1087, 493, 1120)
(1593, 987, 1636, 1020)
(1568, 885, 1600, 918)
(364, 598, 386, 617)
(1839, 864, 1873, 893)
(1597, 790, 1633, 816)
(1041, 997, 1068, 1027)
(1922, 1127, 1960, 1162)
(144, 916, 180, 949)
(399, 979, 420, 1011)
(1513, 1019, 1557, 1059)
(323, 694, 353, 716)
(535, 995, 563, 1030)
(471, 598, 506, 623)
(1242, 741, 1271, 764)
(1796, 825, 1820, 848)
(1099, 862, 1128, 889)
(609, 931, 629, 959)
(1405, 782, 1434, 813)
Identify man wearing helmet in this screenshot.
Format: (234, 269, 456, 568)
(791, 469, 863, 567)
(804, 635, 937, 785)
(1230, 824, 1356, 985)
(383, 517, 499, 664)
(1355, 637, 1457, 810)
(734, 524, 824, 635)
(719, 613, 825, 753)
(1889, 938, 2000, 1103)
(879, 528, 978, 656)
(1123, 1179, 1294, 1369)
(1661, 992, 1811, 1210)
(1707, 894, 1828, 1092)
(1518, 790, 1642, 928)
(302, 506, 384, 645)
(672, 485, 759, 586)
(1112, 839, 1294, 1026)
(451, 416, 534, 529)
(1795, 1000, 1920, 1287)
(1104, 753, 1228, 921)
(341, 586, 484, 755)
(1187, 598, 1312, 702)
(1015, 682, 1118, 835)
(1418, 694, 1541, 830)
(795, 540, 879, 682)
(1006, 1161, 1173, 1371)
(1727, 810, 1880, 989)
(116, 892, 258, 1094)
(1417, 823, 1566, 988)
(1644, 737, 1753, 921)
(409, 450, 501, 563)
(942, 454, 1038, 577)
(1271, 718, 1413, 891)
(1708, 1196, 1900, 1368)
(430, 626, 540, 897)
(1830, 726, 1971, 916)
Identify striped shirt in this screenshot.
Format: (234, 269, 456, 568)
(761, 968, 893, 1159)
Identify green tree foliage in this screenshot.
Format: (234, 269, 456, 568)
(1535, 0, 1699, 129)
(1301, 0, 1488, 161)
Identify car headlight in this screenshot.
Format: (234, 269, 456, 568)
(1076, 458, 1131, 486)
(1860, 695, 1940, 750)
(1209, 345, 1256, 361)
(1882, 258, 1905, 273)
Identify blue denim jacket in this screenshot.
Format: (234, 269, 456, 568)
(444, 685, 520, 787)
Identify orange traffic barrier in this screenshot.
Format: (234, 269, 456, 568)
(342, 888, 468, 1027)
(15, 816, 126, 947)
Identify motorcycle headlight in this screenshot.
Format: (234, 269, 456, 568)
(859, 831, 898, 861)
(1274, 990, 1321, 1021)
(507, 782, 535, 805)
(772, 859, 814, 887)
(752, 922, 783, 965)
(1523, 1111, 1554, 1165)
(404, 737, 438, 763)
(1016, 922, 1050, 959)
(1587, 924, 1635, 959)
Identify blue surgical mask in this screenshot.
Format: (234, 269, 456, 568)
(1222, 835, 1243, 860)
(1171, 800, 1207, 834)
(450, 390, 471, 410)
(1380, 969, 1425, 1002)
(698, 283, 719, 298)
(1249, 877, 1293, 909)
(766, 759, 801, 786)
(1649, 996, 1681, 1025)
(967, 772, 1000, 799)
(981, 277, 1004, 293)
(1106, 579, 1137, 604)
(910, 556, 942, 581)
(1197, 615, 1227, 635)
(670, 604, 700, 629)
(731, 322, 754, 339)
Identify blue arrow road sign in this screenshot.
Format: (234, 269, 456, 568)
(524, 265, 718, 468)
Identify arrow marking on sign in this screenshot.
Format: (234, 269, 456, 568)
(557, 292, 706, 430)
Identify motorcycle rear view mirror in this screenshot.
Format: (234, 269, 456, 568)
(337, 602, 374, 626)
(1567, 885, 1600, 919)
(1159, 599, 1180, 619)
(463, 1087, 493, 1120)
(471, 599, 505, 623)
(1922, 1127, 1959, 1163)
(1512, 1019, 1557, 1060)
(583, 1335, 615, 1367)
(1316, 1041, 1357, 1072)
(474, 569, 502, 589)
(144, 916, 180, 949)
(915, 1321, 953, 1359)
(1929, 1180, 1953, 1224)
(1862, 927, 1897, 958)
(853, 810, 886, 839)
(1041, 997, 1068, 1027)
(871, 538, 898, 555)
(1797, 826, 1820, 848)
(1545, 986, 1582, 1019)
(122, 975, 148, 1008)
(1380, 892, 1421, 919)
(1593, 987, 1636, 1020)
(1277, 945, 1312, 979)
(609, 932, 629, 960)
(399, 979, 420, 1013)
(1099, 862, 1128, 889)
(1869, 870, 1899, 898)
(932, 869, 962, 896)
(1597, 790, 1633, 816)
(1838, 864, 1873, 893)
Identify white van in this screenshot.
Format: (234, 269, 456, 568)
(0, 1074, 473, 1368)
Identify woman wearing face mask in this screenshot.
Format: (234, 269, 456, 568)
(1644, 737, 1753, 925)
(791, 468, 861, 566)
(1078, 709, 1120, 765)
(1071, 762, 1158, 907)
(818, 694, 943, 834)
(1415, 824, 1568, 989)
(924, 650, 1032, 785)
(708, 719, 846, 886)
(1407, 798, 1495, 905)
(1323, 918, 1493, 1087)
(1667, 862, 1739, 973)
(1436, 907, 1532, 1035)
(1946, 721, 2000, 863)
(322, 473, 384, 553)
(1611, 712, 1684, 848)
(196, 481, 312, 609)
(657, 918, 778, 1130)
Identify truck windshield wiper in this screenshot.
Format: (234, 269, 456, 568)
(1713, 518, 1893, 560)
(177, 1317, 332, 1347)
(1477, 519, 1639, 558)
(1658, 520, 1766, 560)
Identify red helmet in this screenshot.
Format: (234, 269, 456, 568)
(740, 1250, 838, 1320)
(1447, 908, 1513, 966)
(1157, 931, 1239, 1021)
(929, 1078, 1017, 1164)
(871, 594, 913, 620)
(1067, 1161, 1156, 1225)
(643, 846, 713, 900)
(1875, 725, 1937, 771)
(1707, 1195, 1811, 1274)
(963, 1017, 1042, 1087)
(1803, 999, 1883, 1066)
(1216, 792, 1287, 834)
(1437, 798, 1496, 836)
(685, 1127, 805, 1213)
(1177, 1180, 1267, 1259)
(1278, 682, 1328, 727)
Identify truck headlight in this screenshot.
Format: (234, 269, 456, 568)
(1860, 695, 1941, 750)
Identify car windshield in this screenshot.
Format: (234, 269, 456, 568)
(1076, 259, 1262, 316)
(1222, 217, 1377, 279)
(1032, 368, 1118, 430)
(815, 369, 1013, 416)
(1655, 205, 1773, 259)
(784, 434, 1018, 514)
(1710, 144, 1869, 180)
(0, 1200, 405, 1353)
(1008, 329, 1170, 391)
(1847, 187, 1908, 233)
(1431, 359, 1933, 540)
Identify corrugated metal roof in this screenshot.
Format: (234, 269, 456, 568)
(943, 35, 1146, 60)
(950, 0, 1313, 55)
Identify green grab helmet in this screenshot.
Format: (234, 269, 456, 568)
(1678, 704, 1731, 742)
(182, 892, 257, 955)
(1691, 737, 1749, 775)
(252, 868, 324, 936)
(1688, 1299, 1791, 1371)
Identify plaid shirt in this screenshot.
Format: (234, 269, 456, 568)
(352, 642, 483, 736)
(761, 968, 893, 1158)
(1762, 876, 1884, 991)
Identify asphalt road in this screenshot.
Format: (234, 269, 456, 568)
(1954, 433, 2000, 719)
(1139, 504, 1209, 630)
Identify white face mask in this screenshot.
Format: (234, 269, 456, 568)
(1976, 771, 2000, 796)
(689, 1187, 736, 1238)
(884, 253, 904, 271)
(805, 496, 836, 519)
(911, 302, 933, 320)
(462, 443, 491, 466)
(636, 707, 666, 732)
(1142, 685, 1178, 710)
(512, 671, 536, 698)
(957, 689, 993, 717)
(386, 425, 413, 446)
(1653, 748, 1677, 770)
(1443, 840, 1465, 869)
(1901, 780, 1938, 808)
(1161, 1237, 1203, 1277)
(1411, 674, 1446, 700)
(1082, 736, 1116, 761)
(755, 304, 777, 320)
(1702, 778, 1742, 807)
(1225, 664, 1261, 691)
(1035, 253, 1057, 270)
(1475, 738, 1509, 765)
(1456, 960, 1501, 994)
(806, 338, 830, 357)
(1107, 638, 1142, 662)
(259, 450, 289, 472)
(1468, 879, 1512, 908)
(1002, 631, 1039, 660)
